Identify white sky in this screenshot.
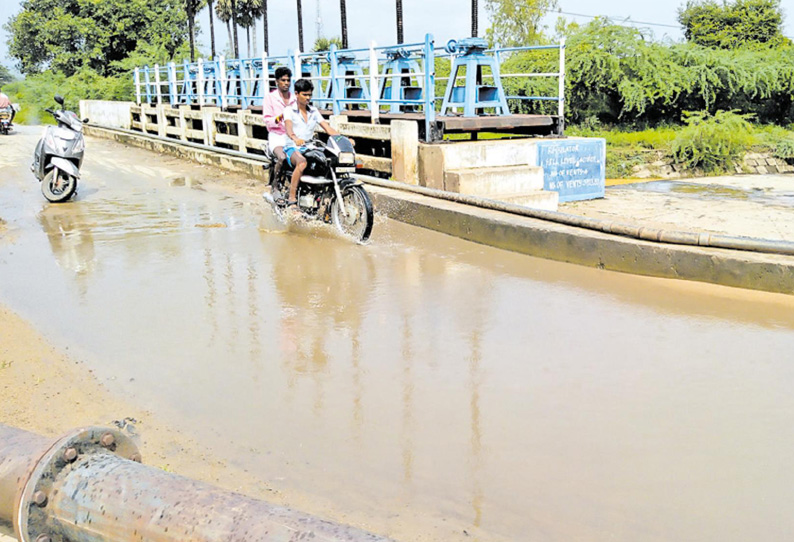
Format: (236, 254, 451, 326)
(1, 0, 793, 71)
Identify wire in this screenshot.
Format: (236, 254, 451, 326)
(549, 8, 681, 30)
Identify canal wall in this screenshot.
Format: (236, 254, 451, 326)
(81, 122, 794, 295)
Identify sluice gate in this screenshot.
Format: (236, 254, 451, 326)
(0, 424, 390, 542)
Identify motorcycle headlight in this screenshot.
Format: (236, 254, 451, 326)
(338, 152, 355, 165)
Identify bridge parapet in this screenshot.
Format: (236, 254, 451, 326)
(131, 34, 566, 142)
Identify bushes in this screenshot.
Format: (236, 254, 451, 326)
(671, 111, 755, 171)
(496, 18, 794, 126)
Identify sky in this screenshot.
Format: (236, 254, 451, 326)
(1, 0, 793, 71)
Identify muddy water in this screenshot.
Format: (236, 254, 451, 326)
(2, 128, 794, 541)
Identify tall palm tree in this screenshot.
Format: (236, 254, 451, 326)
(396, 0, 403, 44)
(238, 0, 265, 57)
(472, 0, 478, 37)
(185, 0, 206, 62)
(262, 0, 269, 54)
(217, 0, 241, 57)
(340, 0, 348, 49)
(208, 0, 217, 58)
(215, 1, 234, 55)
(296, 0, 304, 52)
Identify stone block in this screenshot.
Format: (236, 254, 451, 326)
(391, 120, 419, 185)
(756, 165, 768, 175)
(445, 165, 544, 196)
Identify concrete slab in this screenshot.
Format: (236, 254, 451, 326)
(563, 175, 794, 243)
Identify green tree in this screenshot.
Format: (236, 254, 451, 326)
(678, 0, 790, 49)
(0, 65, 14, 87)
(237, 0, 265, 57)
(312, 36, 343, 52)
(484, 0, 558, 47)
(5, 0, 188, 77)
(217, 0, 241, 57)
(185, 0, 207, 62)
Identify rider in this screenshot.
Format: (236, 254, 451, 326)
(0, 89, 15, 124)
(283, 78, 341, 213)
(262, 67, 295, 201)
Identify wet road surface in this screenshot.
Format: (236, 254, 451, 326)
(2, 127, 794, 541)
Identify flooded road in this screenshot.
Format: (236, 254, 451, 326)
(2, 127, 794, 541)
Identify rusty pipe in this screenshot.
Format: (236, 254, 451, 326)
(0, 425, 50, 525)
(0, 423, 392, 542)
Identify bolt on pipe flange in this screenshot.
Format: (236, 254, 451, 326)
(14, 427, 140, 542)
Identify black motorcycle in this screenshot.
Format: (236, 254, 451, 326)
(264, 135, 374, 243)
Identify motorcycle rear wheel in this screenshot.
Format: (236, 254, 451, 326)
(41, 169, 77, 203)
(331, 185, 374, 242)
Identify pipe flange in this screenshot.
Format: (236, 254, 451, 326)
(14, 426, 141, 542)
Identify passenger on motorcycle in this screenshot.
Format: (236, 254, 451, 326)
(283, 78, 342, 214)
(262, 67, 295, 201)
(0, 89, 15, 124)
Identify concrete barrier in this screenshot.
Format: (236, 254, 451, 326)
(79, 100, 134, 130)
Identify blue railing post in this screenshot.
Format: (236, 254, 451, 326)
(143, 66, 152, 104)
(168, 62, 177, 103)
(423, 34, 436, 141)
(329, 44, 341, 116)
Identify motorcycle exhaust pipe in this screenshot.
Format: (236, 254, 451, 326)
(0, 423, 391, 542)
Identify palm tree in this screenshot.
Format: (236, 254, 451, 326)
(340, 0, 348, 49)
(208, 0, 217, 58)
(472, 0, 478, 37)
(262, 0, 269, 54)
(396, 0, 403, 44)
(296, 0, 304, 52)
(238, 0, 265, 57)
(185, 0, 206, 62)
(217, 0, 240, 57)
(215, 1, 234, 55)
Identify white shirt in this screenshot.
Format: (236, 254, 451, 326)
(284, 105, 325, 147)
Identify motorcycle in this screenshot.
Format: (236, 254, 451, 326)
(263, 134, 374, 243)
(32, 95, 88, 203)
(0, 104, 17, 135)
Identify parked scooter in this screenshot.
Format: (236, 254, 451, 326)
(32, 95, 88, 202)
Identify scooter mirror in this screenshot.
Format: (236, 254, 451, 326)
(82, 118, 90, 123)
(54, 95, 65, 105)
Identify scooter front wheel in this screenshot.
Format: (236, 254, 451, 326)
(41, 168, 77, 203)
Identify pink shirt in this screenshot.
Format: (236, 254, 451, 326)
(0, 94, 11, 109)
(263, 89, 295, 135)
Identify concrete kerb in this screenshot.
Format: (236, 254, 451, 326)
(84, 125, 794, 295)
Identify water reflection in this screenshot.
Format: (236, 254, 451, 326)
(38, 205, 98, 299)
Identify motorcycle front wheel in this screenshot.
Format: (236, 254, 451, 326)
(41, 168, 77, 203)
(330, 185, 374, 242)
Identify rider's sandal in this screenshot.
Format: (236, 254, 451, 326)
(286, 200, 300, 216)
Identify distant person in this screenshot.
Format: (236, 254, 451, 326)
(283, 79, 342, 214)
(0, 89, 15, 124)
(262, 67, 295, 201)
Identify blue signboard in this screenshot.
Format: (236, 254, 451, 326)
(536, 139, 605, 202)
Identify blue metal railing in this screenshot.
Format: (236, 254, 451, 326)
(134, 34, 565, 130)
